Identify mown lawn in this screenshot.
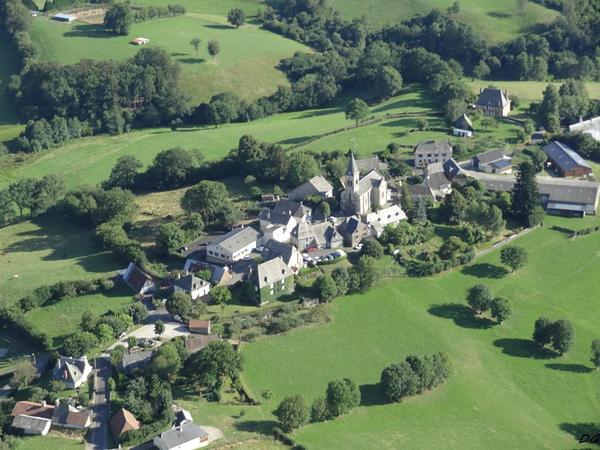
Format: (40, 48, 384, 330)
(239, 216, 600, 449)
(15, 434, 84, 450)
(328, 0, 557, 42)
(29, 13, 307, 104)
(0, 217, 119, 305)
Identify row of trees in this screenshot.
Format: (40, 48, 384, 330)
(380, 353, 451, 403)
(17, 116, 93, 153)
(104, 3, 186, 35)
(536, 79, 595, 132)
(275, 378, 360, 432)
(0, 175, 64, 226)
(312, 256, 380, 302)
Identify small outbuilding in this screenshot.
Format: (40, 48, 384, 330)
(111, 408, 140, 438)
(52, 13, 76, 22)
(130, 37, 150, 46)
(188, 319, 211, 335)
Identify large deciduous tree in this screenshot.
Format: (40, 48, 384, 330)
(275, 394, 309, 432)
(345, 98, 369, 127)
(181, 180, 240, 228)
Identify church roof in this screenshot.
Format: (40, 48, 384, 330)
(346, 152, 359, 176)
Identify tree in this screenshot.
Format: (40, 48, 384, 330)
(533, 317, 553, 348)
(92, 188, 137, 225)
(380, 361, 419, 402)
(227, 8, 246, 28)
(95, 323, 114, 343)
(591, 339, 600, 369)
(63, 332, 98, 357)
(489, 297, 511, 324)
(351, 256, 378, 292)
(211, 285, 232, 306)
(512, 161, 542, 227)
(181, 180, 240, 228)
(185, 341, 243, 390)
(275, 394, 309, 432)
(128, 302, 148, 324)
(313, 274, 338, 303)
(538, 84, 561, 132)
(154, 320, 165, 337)
(310, 397, 329, 422)
(10, 360, 38, 389)
(473, 60, 490, 80)
(8, 178, 36, 218)
(103, 155, 142, 190)
(103, 2, 133, 35)
(480, 116, 496, 130)
(528, 147, 547, 173)
(360, 238, 384, 259)
(166, 291, 193, 321)
(127, 336, 138, 351)
(500, 246, 528, 272)
(374, 66, 403, 100)
(441, 190, 467, 224)
(466, 284, 492, 314)
(150, 342, 183, 380)
(147, 147, 194, 190)
(207, 40, 220, 61)
(285, 152, 320, 187)
(156, 223, 187, 255)
(190, 37, 202, 56)
(326, 378, 360, 417)
(331, 267, 349, 297)
(550, 319, 574, 355)
(345, 98, 369, 127)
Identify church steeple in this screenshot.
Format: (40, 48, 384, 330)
(344, 152, 360, 192)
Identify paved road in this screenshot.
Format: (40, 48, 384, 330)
(86, 356, 111, 450)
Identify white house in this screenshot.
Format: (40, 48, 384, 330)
(206, 227, 259, 264)
(153, 423, 210, 450)
(174, 275, 210, 300)
(53, 356, 92, 389)
(365, 205, 407, 236)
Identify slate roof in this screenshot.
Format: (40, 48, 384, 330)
(476, 88, 509, 108)
(474, 149, 506, 166)
(289, 175, 333, 200)
(357, 170, 385, 195)
(356, 156, 388, 174)
(407, 184, 435, 199)
(123, 263, 154, 294)
(118, 350, 153, 373)
(209, 227, 259, 253)
(291, 222, 314, 241)
(155, 422, 209, 449)
(174, 275, 209, 293)
(346, 152, 359, 176)
(262, 240, 298, 267)
(543, 141, 591, 173)
(414, 140, 453, 156)
(271, 200, 311, 218)
(311, 222, 342, 247)
(111, 408, 140, 437)
(338, 216, 368, 235)
(52, 403, 90, 428)
(453, 113, 474, 131)
(255, 257, 292, 289)
(53, 356, 90, 387)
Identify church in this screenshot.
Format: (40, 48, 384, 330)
(340, 153, 391, 216)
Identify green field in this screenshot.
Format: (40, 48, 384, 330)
(29, 13, 307, 104)
(239, 217, 600, 449)
(24, 285, 133, 349)
(15, 434, 84, 450)
(467, 80, 600, 103)
(0, 217, 119, 305)
(329, 0, 558, 43)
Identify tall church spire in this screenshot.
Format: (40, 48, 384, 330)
(346, 151, 359, 176)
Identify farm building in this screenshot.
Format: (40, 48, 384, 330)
(542, 141, 592, 177)
(467, 171, 600, 217)
(52, 13, 75, 22)
(206, 227, 259, 264)
(569, 116, 600, 142)
(289, 175, 334, 201)
(475, 88, 511, 117)
(452, 113, 474, 137)
(472, 149, 513, 174)
(130, 37, 150, 46)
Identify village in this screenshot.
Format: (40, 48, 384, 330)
(5, 84, 600, 448)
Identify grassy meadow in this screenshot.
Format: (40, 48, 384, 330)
(29, 13, 308, 104)
(328, 0, 558, 43)
(467, 80, 600, 103)
(0, 217, 119, 305)
(15, 434, 84, 450)
(238, 217, 600, 449)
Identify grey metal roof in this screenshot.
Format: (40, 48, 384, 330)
(12, 414, 51, 433)
(255, 257, 292, 289)
(476, 88, 509, 108)
(474, 149, 506, 166)
(543, 141, 591, 172)
(209, 227, 259, 253)
(466, 171, 600, 206)
(156, 422, 208, 448)
(414, 140, 453, 156)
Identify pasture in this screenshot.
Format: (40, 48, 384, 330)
(328, 0, 558, 43)
(29, 13, 307, 104)
(467, 80, 600, 103)
(0, 217, 119, 305)
(240, 217, 600, 449)
(15, 434, 84, 450)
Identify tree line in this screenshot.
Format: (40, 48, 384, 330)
(104, 3, 186, 35)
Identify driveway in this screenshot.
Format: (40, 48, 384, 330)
(86, 356, 110, 450)
(107, 321, 190, 351)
